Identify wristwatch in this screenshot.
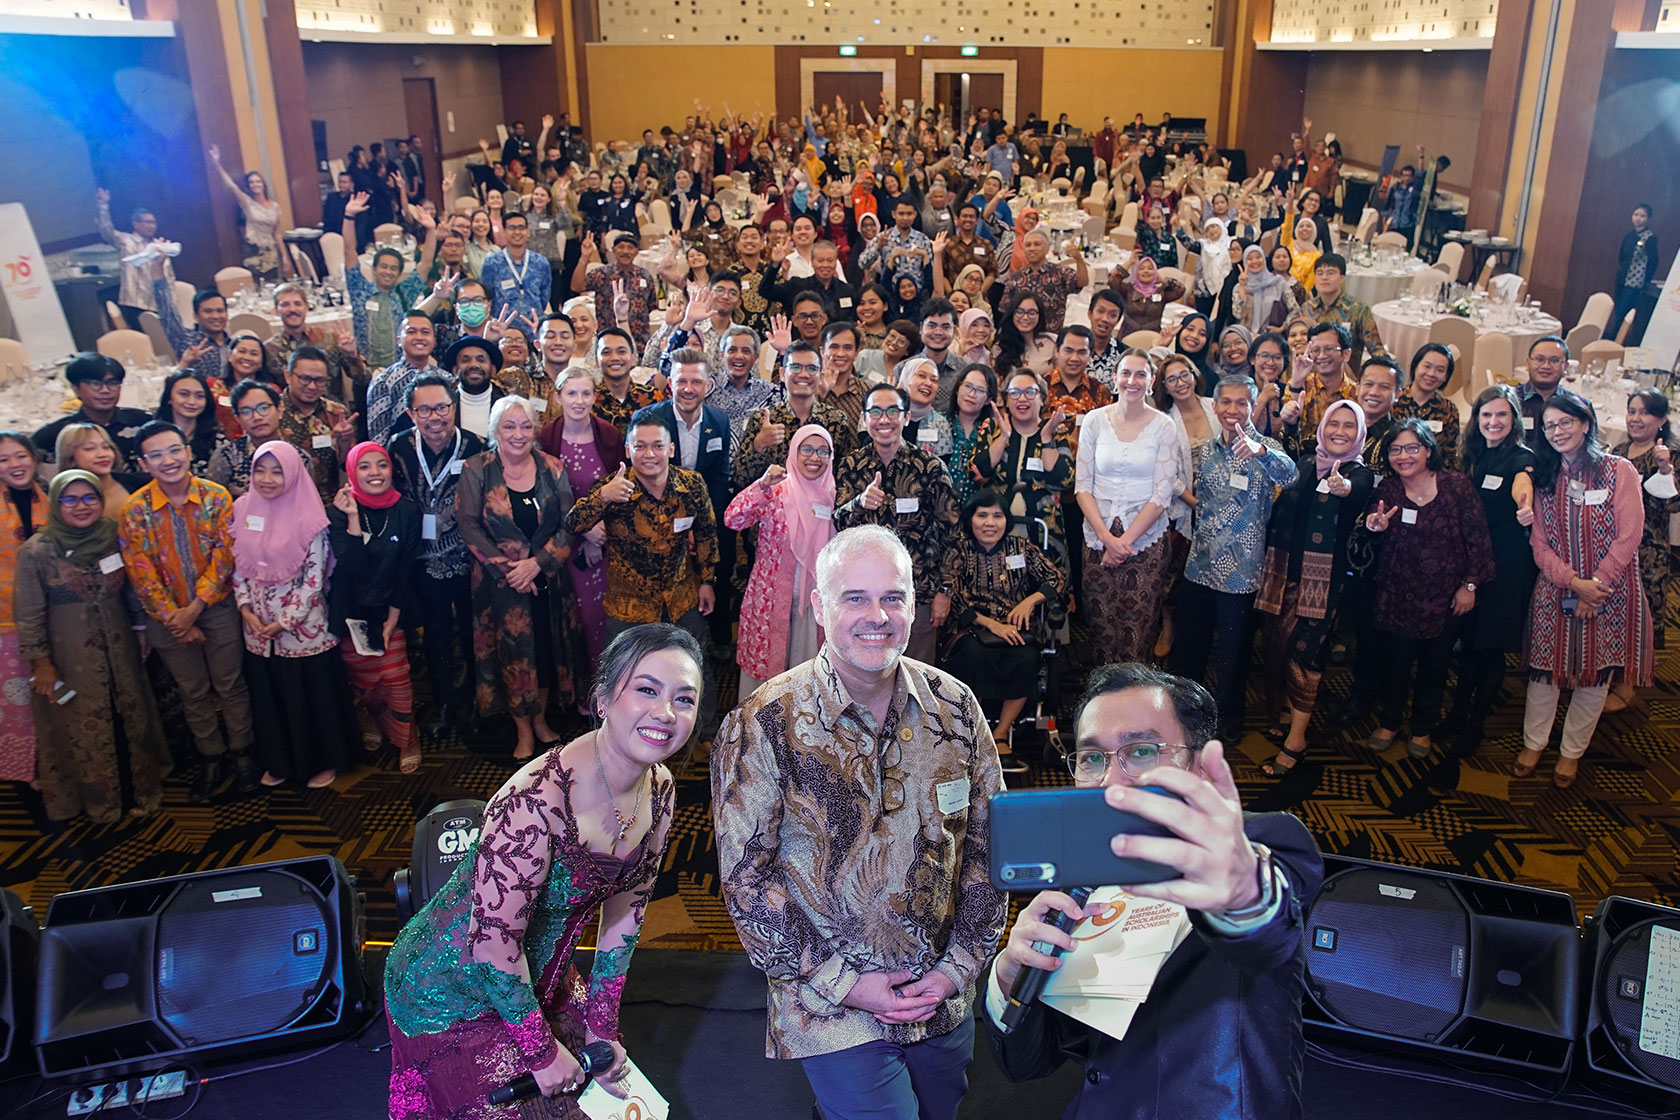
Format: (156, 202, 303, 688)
(1463, 582, 1478, 592)
(1216, 842, 1278, 924)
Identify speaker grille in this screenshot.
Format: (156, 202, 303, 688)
(1308, 868, 1470, 1041)
(155, 870, 333, 1045)
(1601, 918, 1680, 1090)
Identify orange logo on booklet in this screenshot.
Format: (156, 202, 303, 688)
(1072, 898, 1127, 942)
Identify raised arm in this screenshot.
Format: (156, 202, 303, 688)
(207, 145, 252, 204)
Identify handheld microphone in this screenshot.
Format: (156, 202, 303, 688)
(999, 885, 1093, 1035)
(487, 1040, 617, 1106)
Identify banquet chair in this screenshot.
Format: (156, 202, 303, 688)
(1488, 273, 1523, 302)
(1474, 332, 1513, 388)
(1117, 201, 1139, 235)
(1409, 267, 1450, 300)
(138, 312, 173, 359)
(318, 233, 345, 285)
(1373, 231, 1409, 250)
(1427, 316, 1477, 370)
(373, 224, 404, 245)
(0, 338, 31, 378)
(1474, 259, 1497, 291)
(1122, 331, 1160, 351)
(172, 281, 195, 322)
(290, 245, 319, 284)
(1159, 267, 1193, 293)
(1614, 308, 1636, 344)
(214, 267, 255, 298)
(227, 313, 273, 340)
(1260, 228, 1279, 256)
(105, 300, 126, 332)
(1050, 178, 1074, 197)
(96, 330, 154, 370)
(1436, 241, 1466, 280)
(1575, 292, 1613, 334)
(1580, 340, 1625, 368)
(1082, 215, 1106, 245)
(452, 196, 477, 215)
(647, 199, 673, 236)
(1352, 208, 1380, 246)
(1563, 322, 1601, 355)
(1073, 167, 1087, 189)
(1020, 176, 1038, 194)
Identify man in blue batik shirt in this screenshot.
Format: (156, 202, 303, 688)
(479, 212, 551, 324)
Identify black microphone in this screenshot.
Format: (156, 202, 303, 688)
(999, 885, 1093, 1035)
(487, 1040, 618, 1106)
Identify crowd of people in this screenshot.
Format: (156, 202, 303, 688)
(7, 95, 1672, 1120)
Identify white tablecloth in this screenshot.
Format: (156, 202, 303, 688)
(1345, 257, 1431, 307)
(1567, 373, 1636, 447)
(1371, 300, 1564, 367)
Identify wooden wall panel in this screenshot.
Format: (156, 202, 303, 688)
(261, 0, 322, 226)
(1466, 0, 1533, 233)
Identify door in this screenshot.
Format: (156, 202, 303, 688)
(812, 72, 884, 123)
(969, 74, 1005, 121)
(402, 78, 442, 205)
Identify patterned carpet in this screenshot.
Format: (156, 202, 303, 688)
(1, 592, 1676, 948)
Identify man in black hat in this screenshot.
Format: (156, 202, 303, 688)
(441, 335, 507, 440)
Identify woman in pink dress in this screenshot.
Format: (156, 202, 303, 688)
(723, 424, 835, 696)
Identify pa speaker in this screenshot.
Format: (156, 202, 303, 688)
(393, 798, 486, 926)
(33, 855, 366, 1081)
(1303, 855, 1580, 1081)
(1580, 895, 1680, 1102)
(1, 888, 40, 1074)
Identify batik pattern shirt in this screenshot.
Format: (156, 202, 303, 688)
(1183, 431, 1299, 594)
(566, 466, 718, 623)
(117, 477, 236, 617)
(832, 442, 959, 598)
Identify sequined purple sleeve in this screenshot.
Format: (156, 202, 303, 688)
(509, 1006, 560, 1070)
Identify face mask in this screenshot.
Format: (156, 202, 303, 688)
(458, 302, 489, 327)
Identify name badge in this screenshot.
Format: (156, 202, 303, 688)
(451, 459, 463, 474)
(895, 496, 920, 514)
(364, 300, 381, 311)
(672, 515, 695, 532)
(706, 437, 723, 452)
(839, 296, 854, 308)
(1230, 472, 1250, 491)
(245, 515, 265, 532)
(1522, 416, 1535, 430)
(918, 426, 937, 443)
(1075, 412, 1087, 427)
(1005, 553, 1026, 570)
(812, 503, 832, 520)
(217, 395, 232, 407)
(421, 513, 439, 540)
(1026, 456, 1045, 472)
(974, 245, 987, 256)
(539, 221, 552, 230)
(1151, 293, 1162, 302)
(312, 434, 333, 449)
(99, 553, 124, 574)
(1425, 419, 1444, 433)
(500, 278, 516, 289)
(1584, 489, 1609, 506)
(1317, 478, 1331, 494)
(935, 777, 970, 814)
(1481, 474, 1503, 490)
(1401, 508, 1418, 524)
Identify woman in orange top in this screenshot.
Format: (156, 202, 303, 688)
(0, 430, 47, 783)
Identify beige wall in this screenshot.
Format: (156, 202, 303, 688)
(1302, 51, 1485, 188)
(585, 45, 777, 145)
(1039, 48, 1225, 136)
(301, 41, 507, 161)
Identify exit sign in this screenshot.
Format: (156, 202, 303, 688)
(961, 45, 979, 56)
(839, 45, 857, 56)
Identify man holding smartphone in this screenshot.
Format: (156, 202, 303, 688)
(712, 525, 1005, 1120)
(984, 663, 1322, 1120)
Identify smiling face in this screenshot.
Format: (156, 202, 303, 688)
(275, 290, 308, 331)
(1162, 359, 1197, 402)
(1387, 428, 1430, 480)
(1251, 340, 1285, 384)
(58, 479, 103, 529)
(599, 647, 703, 764)
(1005, 372, 1044, 424)
(1626, 394, 1667, 443)
(1178, 316, 1207, 354)
(672, 363, 709, 416)
(70, 430, 118, 477)
(902, 361, 940, 407)
(1113, 355, 1153, 403)
(864, 386, 907, 451)
(596, 333, 635, 381)
(1219, 331, 1248, 366)
(137, 431, 190, 487)
(1527, 340, 1566, 391)
(628, 422, 671, 484)
(169, 378, 208, 421)
(235, 389, 279, 440)
(195, 295, 228, 335)
(971, 503, 1008, 547)
(229, 338, 265, 378)
(813, 543, 914, 676)
(538, 319, 577, 366)
(356, 448, 392, 495)
(495, 405, 536, 459)
(1477, 395, 1515, 446)
(1413, 350, 1451, 396)
(250, 453, 287, 500)
(1320, 404, 1360, 457)
(795, 434, 831, 480)
(1357, 366, 1398, 421)
(1272, 247, 1294, 276)
(1543, 405, 1587, 458)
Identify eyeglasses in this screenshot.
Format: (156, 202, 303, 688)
(1013, 307, 1040, 318)
(1005, 386, 1040, 399)
(1164, 372, 1196, 385)
(958, 383, 991, 396)
(863, 406, 905, 420)
(1530, 355, 1566, 367)
(796, 446, 833, 460)
(82, 379, 124, 389)
(235, 402, 275, 419)
(1062, 742, 1200, 781)
(291, 374, 329, 388)
(140, 444, 188, 464)
(411, 403, 454, 418)
(1305, 347, 1343, 360)
(1389, 443, 1426, 456)
(785, 362, 822, 376)
(792, 310, 825, 322)
(57, 493, 103, 509)
(1542, 419, 1580, 434)
(457, 297, 488, 307)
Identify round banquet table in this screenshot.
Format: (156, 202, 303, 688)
(1371, 299, 1564, 367)
(1344, 257, 1432, 307)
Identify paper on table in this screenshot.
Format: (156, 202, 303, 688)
(1640, 925, 1680, 1060)
(1040, 887, 1191, 1040)
(578, 1058, 668, 1120)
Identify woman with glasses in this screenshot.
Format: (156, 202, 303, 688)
(1393, 343, 1461, 471)
(208, 380, 284, 498)
(994, 292, 1056, 377)
(1076, 349, 1184, 664)
(1517, 395, 1653, 789)
(1438, 385, 1538, 757)
(723, 425, 836, 698)
(157, 370, 231, 477)
(14, 471, 168, 823)
(937, 489, 1065, 763)
(230, 441, 359, 789)
(975, 369, 1076, 585)
(1359, 419, 1495, 761)
(1257, 400, 1376, 777)
(1248, 331, 1288, 439)
(945, 363, 1002, 507)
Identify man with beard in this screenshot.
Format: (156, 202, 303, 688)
(264, 283, 364, 406)
(276, 347, 359, 500)
(442, 336, 508, 440)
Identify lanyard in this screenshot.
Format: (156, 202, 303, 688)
(503, 249, 530, 289)
(415, 429, 462, 495)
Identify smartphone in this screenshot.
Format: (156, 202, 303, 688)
(988, 787, 1180, 892)
(1561, 594, 1578, 616)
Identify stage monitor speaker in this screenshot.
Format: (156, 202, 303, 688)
(33, 856, 366, 1082)
(1, 887, 40, 1075)
(1580, 895, 1680, 1102)
(393, 799, 486, 927)
(1304, 855, 1579, 1081)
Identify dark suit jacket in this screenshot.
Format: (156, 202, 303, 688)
(629, 400, 733, 514)
(985, 812, 1323, 1120)
(763, 273, 859, 323)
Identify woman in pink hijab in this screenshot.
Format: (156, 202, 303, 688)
(722, 424, 836, 696)
(230, 440, 359, 788)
